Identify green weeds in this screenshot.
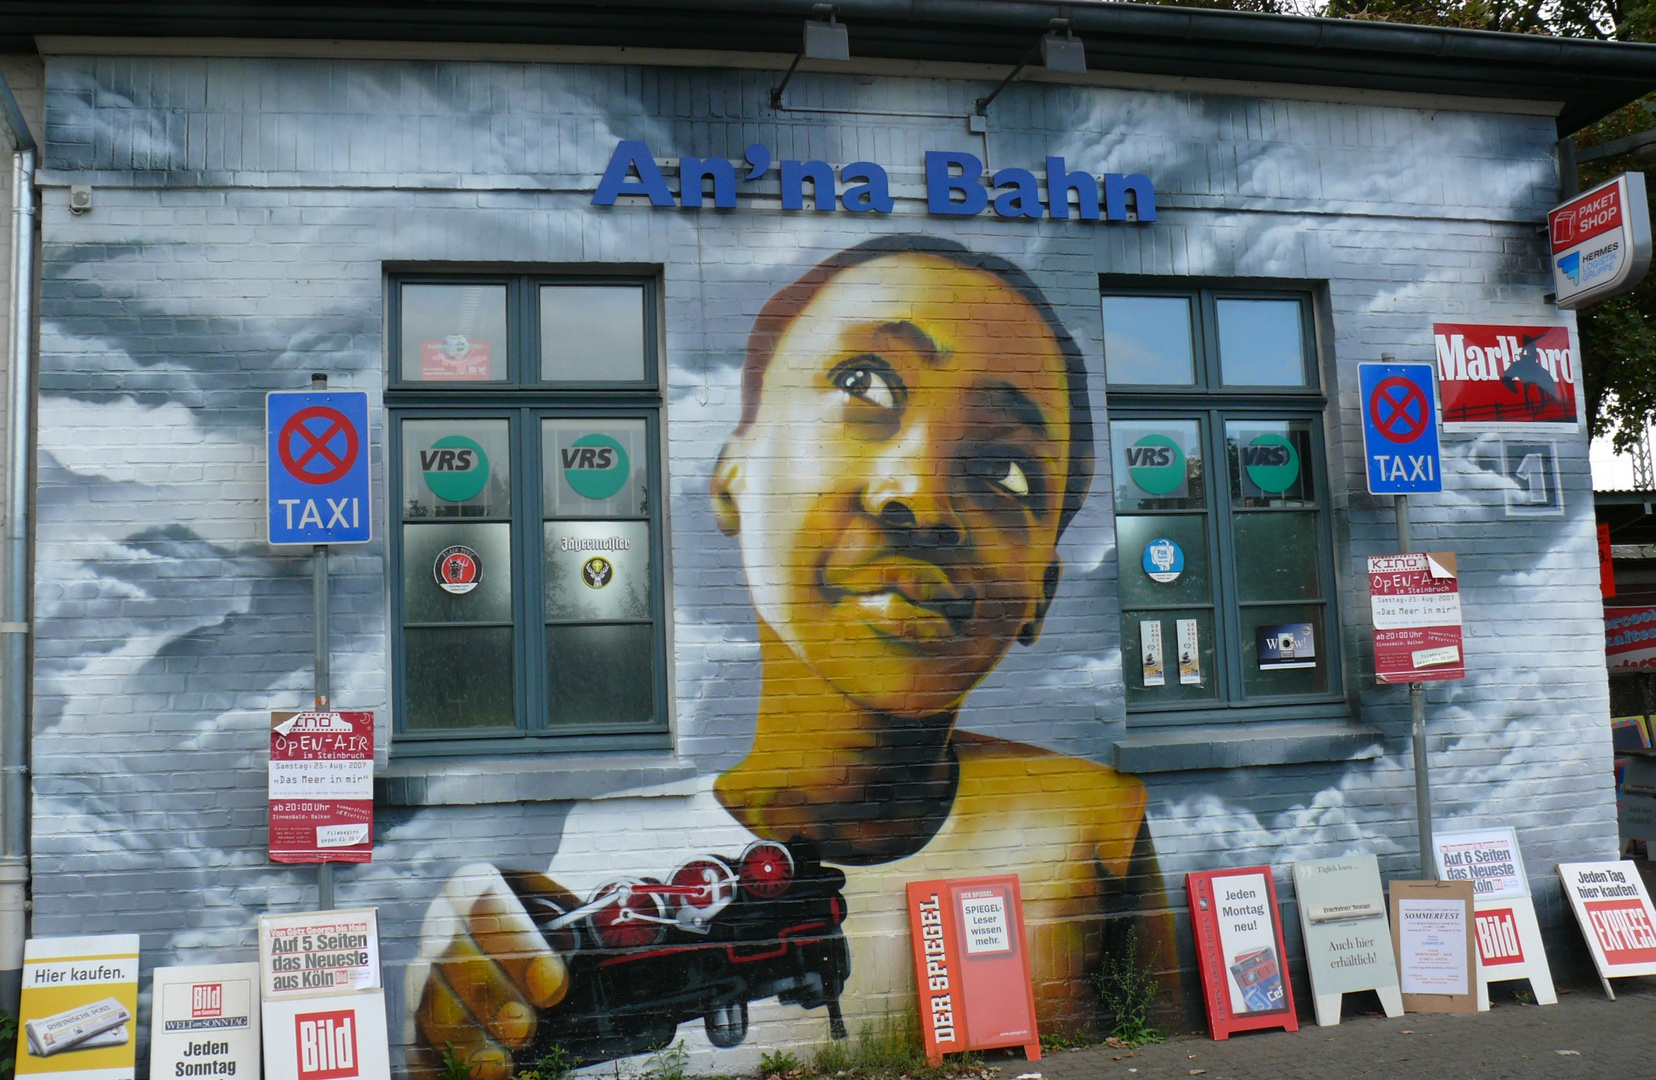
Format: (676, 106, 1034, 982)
(1092, 926, 1165, 1048)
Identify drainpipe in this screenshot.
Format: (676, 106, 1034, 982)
(0, 67, 36, 1017)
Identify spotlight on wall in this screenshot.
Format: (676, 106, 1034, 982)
(771, 5, 850, 109)
(972, 20, 1087, 124)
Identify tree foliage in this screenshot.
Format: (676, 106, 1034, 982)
(1155, 0, 1656, 448)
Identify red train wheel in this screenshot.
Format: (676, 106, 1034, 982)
(739, 841, 794, 899)
(588, 879, 668, 949)
(669, 857, 737, 916)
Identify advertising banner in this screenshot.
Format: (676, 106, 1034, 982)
(149, 963, 262, 1080)
(15, 935, 140, 1080)
(1557, 860, 1656, 996)
(1291, 854, 1402, 1026)
(1548, 172, 1653, 310)
(1605, 606, 1656, 670)
(1368, 552, 1464, 683)
(1431, 323, 1578, 429)
(1431, 828, 1556, 1009)
(1185, 867, 1298, 1040)
(905, 877, 1040, 1066)
(260, 911, 389, 1080)
(1389, 879, 1477, 1014)
(269, 711, 374, 864)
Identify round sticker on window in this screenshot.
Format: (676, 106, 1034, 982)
(562, 434, 631, 501)
(435, 545, 482, 595)
(582, 556, 615, 589)
(1126, 434, 1185, 496)
(1142, 538, 1185, 584)
(421, 435, 491, 503)
(1242, 433, 1301, 494)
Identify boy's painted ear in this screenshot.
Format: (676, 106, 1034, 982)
(1018, 560, 1062, 647)
(710, 443, 743, 537)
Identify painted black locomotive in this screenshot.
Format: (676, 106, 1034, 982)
(508, 839, 850, 1066)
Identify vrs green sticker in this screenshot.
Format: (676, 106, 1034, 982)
(1125, 434, 1186, 496)
(561, 434, 631, 501)
(421, 435, 490, 503)
(1241, 433, 1301, 494)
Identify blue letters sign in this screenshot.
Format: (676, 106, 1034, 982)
(267, 390, 372, 545)
(1360, 363, 1442, 494)
(593, 140, 1155, 223)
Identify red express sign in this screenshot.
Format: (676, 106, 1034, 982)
(1368, 553, 1464, 684)
(1432, 323, 1576, 428)
(268, 712, 374, 864)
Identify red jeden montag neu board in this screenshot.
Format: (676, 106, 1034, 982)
(269, 711, 374, 864)
(1186, 867, 1299, 1040)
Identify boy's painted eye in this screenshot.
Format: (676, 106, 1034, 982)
(833, 362, 899, 410)
(996, 461, 1030, 496)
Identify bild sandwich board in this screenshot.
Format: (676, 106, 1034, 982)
(149, 963, 262, 1080)
(1432, 828, 1555, 1010)
(259, 909, 390, 1080)
(1186, 867, 1298, 1040)
(1292, 854, 1402, 1026)
(1557, 860, 1656, 999)
(1390, 879, 1477, 1014)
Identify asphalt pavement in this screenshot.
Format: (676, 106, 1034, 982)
(1033, 981, 1656, 1080)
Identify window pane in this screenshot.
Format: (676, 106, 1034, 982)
(402, 522, 512, 624)
(401, 284, 508, 382)
(1233, 512, 1320, 603)
(402, 419, 511, 518)
(542, 419, 649, 518)
(1226, 420, 1317, 506)
(1124, 611, 1218, 705)
(541, 286, 647, 382)
(1240, 604, 1329, 697)
(545, 624, 656, 728)
(1103, 296, 1195, 386)
(1115, 514, 1212, 609)
(403, 626, 515, 730)
(1217, 299, 1307, 386)
(1110, 419, 1205, 512)
(544, 520, 652, 621)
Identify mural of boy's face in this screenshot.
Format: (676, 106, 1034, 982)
(712, 252, 1072, 719)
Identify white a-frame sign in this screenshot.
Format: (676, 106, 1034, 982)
(1292, 854, 1403, 1025)
(1434, 827, 1556, 1009)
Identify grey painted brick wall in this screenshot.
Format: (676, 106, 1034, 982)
(25, 53, 1614, 1072)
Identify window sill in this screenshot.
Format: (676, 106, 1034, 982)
(375, 754, 698, 807)
(1111, 719, 1383, 774)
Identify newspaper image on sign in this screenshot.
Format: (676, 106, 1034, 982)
(1368, 552, 1464, 683)
(269, 711, 374, 864)
(258, 910, 381, 1000)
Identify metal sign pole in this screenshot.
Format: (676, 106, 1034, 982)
(310, 372, 336, 910)
(1394, 493, 1435, 879)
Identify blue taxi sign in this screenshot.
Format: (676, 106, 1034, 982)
(1360, 363, 1441, 495)
(266, 390, 372, 545)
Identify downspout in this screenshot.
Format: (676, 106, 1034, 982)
(0, 67, 36, 1017)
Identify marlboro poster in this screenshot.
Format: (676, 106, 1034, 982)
(1431, 323, 1579, 430)
(15, 935, 140, 1080)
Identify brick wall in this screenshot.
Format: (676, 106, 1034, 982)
(28, 54, 1612, 1072)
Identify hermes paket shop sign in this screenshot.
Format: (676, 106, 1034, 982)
(594, 140, 1158, 222)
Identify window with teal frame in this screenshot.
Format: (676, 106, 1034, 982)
(1103, 285, 1344, 724)
(387, 273, 668, 755)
